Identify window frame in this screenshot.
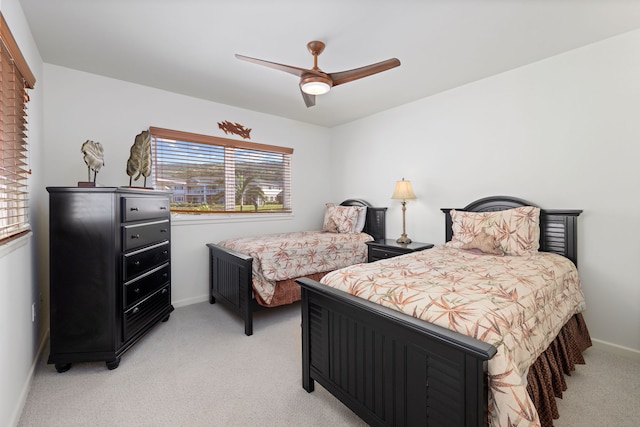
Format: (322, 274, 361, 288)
(0, 13, 36, 244)
(148, 127, 293, 215)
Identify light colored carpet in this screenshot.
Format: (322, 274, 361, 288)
(18, 301, 640, 426)
(554, 343, 639, 427)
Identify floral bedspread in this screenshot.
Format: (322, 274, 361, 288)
(320, 245, 586, 427)
(218, 231, 372, 305)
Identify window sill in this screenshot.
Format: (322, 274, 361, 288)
(0, 231, 33, 259)
(170, 212, 294, 227)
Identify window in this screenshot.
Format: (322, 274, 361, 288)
(0, 14, 36, 243)
(149, 127, 293, 214)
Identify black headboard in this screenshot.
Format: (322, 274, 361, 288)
(441, 196, 582, 266)
(340, 199, 387, 242)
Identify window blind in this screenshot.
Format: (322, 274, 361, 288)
(148, 127, 293, 214)
(0, 14, 35, 243)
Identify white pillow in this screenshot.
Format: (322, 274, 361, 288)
(354, 206, 367, 233)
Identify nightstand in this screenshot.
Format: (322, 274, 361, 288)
(366, 239, 434, 262)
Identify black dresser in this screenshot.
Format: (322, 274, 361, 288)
(47, 187, 174, 372)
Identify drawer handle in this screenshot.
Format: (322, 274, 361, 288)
(130, 207, 139, 211)
(132, 307, 140, 314)
(163, 273, 168, 278)
(134, 288, 141, 294)
(160, 206, 167, 210)
(162, 288, 168, 294)
(160, 229, 168, 233)
(131, 234, 140, 239)
(134, 261, 141, 266)
(163, 250, 168, 255)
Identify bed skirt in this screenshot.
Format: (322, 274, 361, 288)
(526, 313, 592, 427)
(254, 271, 328, 307)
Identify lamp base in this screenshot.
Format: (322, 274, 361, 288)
(396, 234, 412, 244)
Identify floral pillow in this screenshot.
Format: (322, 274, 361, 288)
(323, 204, 365, 234)
(323, 215, 339, 233)
(446, 206, 540, 256)
(460, 229, 504, 255)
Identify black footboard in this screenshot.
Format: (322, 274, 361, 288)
(296, 277, 497, 427)
(206, 243, 257, 336)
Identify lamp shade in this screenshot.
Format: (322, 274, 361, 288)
(391, 178, 416, 200)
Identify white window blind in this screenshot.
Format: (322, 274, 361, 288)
(0, 14, 35, 243)
(148, 127, 293, 214)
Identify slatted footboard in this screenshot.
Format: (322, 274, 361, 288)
(207, 243, 257, 335)
(297, 277, 497, 427)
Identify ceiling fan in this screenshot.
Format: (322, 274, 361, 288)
(235, 41, 401, 108)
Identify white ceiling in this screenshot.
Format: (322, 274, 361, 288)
(18, 0, 640, 128)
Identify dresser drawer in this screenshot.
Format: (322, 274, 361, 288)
(123, 285, 171, 341)
(123, 241, 170, 281)
(123, 219, 170, 251)
(122, 197, 170, 222)
(124, 263, 170, 308)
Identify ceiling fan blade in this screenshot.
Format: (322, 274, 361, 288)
(300, 88, 316, 108)
(235, 54, 311, 77)
(329, 58, 401, 87)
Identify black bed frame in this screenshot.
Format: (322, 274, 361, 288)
(206, 199, 387, 336)
(296, 196, 582, 427)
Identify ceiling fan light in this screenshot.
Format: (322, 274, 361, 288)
(300, 76, 331, 95)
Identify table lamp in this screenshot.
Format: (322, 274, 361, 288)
(391, 178, 416, 244)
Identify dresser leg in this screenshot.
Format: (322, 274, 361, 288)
(105, 358, 121, 370)
(55, 363, 71, 373)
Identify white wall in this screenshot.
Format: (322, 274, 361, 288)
(330, 30, 640, 353)
(42, 64, 333, 306)
(0, 0, 46, 426)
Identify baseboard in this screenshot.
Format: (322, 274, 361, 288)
(591, 338, 640, 361)
(172, 294, 209, 308)
(11, 329, 49, 427)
